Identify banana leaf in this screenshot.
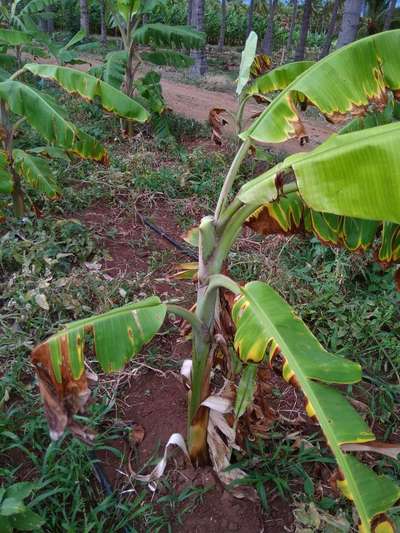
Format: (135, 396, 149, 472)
(232, 281, 400, 532)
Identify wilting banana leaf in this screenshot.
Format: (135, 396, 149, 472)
(32, 296, 166, 441)
(232, 281, 400, 532)
(246, 192, 400, 266)
(0, 80, 107, 162)
(238, 122, 400, 225)
(250, 54, 271, 78)
(13, 149, 59, 197)
(133, 23, 205, 49)
(241, 31, 400, 144)
(23, 63, 149, 122)
(246, 60, 314, 97)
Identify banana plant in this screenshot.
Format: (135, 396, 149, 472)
(0, 63, 148, 217)
(32, 31, 400, 532)
(90, 0, 205, 137)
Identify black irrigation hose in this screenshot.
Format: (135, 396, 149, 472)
(88, 450, 133, 533)
(139, 214, 198, 260)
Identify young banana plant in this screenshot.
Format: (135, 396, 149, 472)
(0, 63, 148, 217)
(32, 31, 400, 533)
(92, 0, 205, 138)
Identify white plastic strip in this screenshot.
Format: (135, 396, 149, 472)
(124, 433, 190, 490)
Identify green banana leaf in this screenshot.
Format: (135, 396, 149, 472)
(103, 50, 127, 89)
(238, 122, 400, 225)
(23, 64, 149, 123)
(241, 31, 400, 144)
(0, 80, 107, 162)
(13, 149, 59, 197)
(133, 23, 205, 49)
(0, 28, 32, 46)
(0, 152, 12, 194)
(232, 281, 400, 532)
(141, 50, 194, 69)
(135, 71, 165, 114)
(117, 0, 140, 22)
(20, 0, 56, 15)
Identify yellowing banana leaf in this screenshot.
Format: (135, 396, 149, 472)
(23, 64, 149, 123)
(238, 122, 400, 225)
(232, 281, 400, 532)
(246, 192, 400, 267)
(13, 149, 59, 197)
(241, 31, 400, 144)
(0, 80, 107, 162)
(246, 60, 314, 97)
(32, 296, 166, 441)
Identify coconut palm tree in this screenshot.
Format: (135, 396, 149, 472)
(294, 0, 312, 59)
(320, 0, 341, 57)
(286, 0, 298, 56)
(218, 0, 227, 51)
(336, 0, 363, 47)
(80, 0, 90, 36)
(191, 0, 207, 76)
(262, 0, 278, 54)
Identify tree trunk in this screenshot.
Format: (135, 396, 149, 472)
(188, 0, 194, 24)
(383, 0, 396, 29)
(319, 0, 340, 58)
(80, 0, 90, 36)
(262, 0, 278, 54)
(336, 0, 362, 48)
(247, 0, 255, 36)
(286, 0, 298, 56)
(190, 0, 207, 77)
(100, 0, 107, 45)
(294, 0, 312, 60)
(218, 0, 227, 51)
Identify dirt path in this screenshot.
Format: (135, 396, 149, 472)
(24, 51, 334, 154)
(161, 77, 335, 153)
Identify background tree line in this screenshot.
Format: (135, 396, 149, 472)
(23, 0, 400, 73)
